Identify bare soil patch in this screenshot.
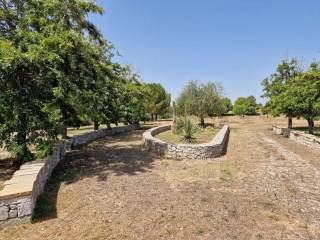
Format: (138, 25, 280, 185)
(1, 117, 320, 240)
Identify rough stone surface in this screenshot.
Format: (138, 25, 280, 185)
(17, 200, 32, 218)
(0, 206, 9, 221)
(0, 124, 138, 228)
(9, 205, 17, 210)
(8, 209, 18, 219)
(273, 126, 320, 150)
(143, 125, 230, 159)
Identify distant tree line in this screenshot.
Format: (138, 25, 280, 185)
(233, 96, 259, 116)
(262, 58, 320, 134)
(0, 1, 170, 165)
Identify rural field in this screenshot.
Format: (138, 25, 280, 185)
(2, 1, 320, 240)
(1, 116, 319, 240)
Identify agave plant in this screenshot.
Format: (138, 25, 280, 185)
(182, 119, 199, 142)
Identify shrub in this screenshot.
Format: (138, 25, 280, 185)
(35, 139, 55, 159)
(182, 119, 199, 142)
(172, 117, 185, 134)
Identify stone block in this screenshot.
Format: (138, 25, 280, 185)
(18, 199, 32, 218)
(9, 205, 17, 210)
(9, 209, 18, 218)
(0, 206, 9, 221)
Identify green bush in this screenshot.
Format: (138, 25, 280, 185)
(182, 119, 199, 142)
(36, 139, 55, 159)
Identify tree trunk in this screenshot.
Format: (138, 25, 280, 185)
(151, 114, 154, 121)
(200, 116, 205, 126)
(288, 116, 293, 129)
(62, 126, 68, 139)
(15, 129, 30, 166)
(307, 117, 314, 134)
(106, 122, 112, 129)
(155, 114, 158, 121)
(94, 120, 99, 130)
(15, 76, 33, 165)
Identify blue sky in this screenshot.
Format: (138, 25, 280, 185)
(90, 0, 320, 103)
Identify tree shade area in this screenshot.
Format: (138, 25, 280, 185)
(0, 1, 170, 165)
(262, 59, 320, 134)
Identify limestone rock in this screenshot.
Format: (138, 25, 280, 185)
(0, 206, 9, 221)
(18, 201, 31, 218)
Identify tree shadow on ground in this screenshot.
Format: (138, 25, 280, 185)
(292, 126, 320, 137)
(0, 158, 18, 189)
(33, 126, 160, 222)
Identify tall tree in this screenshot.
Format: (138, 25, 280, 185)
(221, 97, 233, 112)
(176, 80, 223, 125)
(285, 65, 320, 134)
(145, 83, 171, 121)
(233, 96, 258, 115)
(0, 0, 112, 163)
(262, 58, 301, 128)
(117, 65, 148, 125)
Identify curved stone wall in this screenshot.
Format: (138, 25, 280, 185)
(143, 124, 230, 159)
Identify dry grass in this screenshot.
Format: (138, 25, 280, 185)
(156, 159, 233, 189)
(1, 117, 320, 239)
(67, 125, 96, 137)
(67, 123, 125, 137)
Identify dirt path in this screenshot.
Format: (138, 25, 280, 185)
(1, 117, 320, 240)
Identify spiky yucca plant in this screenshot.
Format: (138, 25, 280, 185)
(182, 119, 199, 142)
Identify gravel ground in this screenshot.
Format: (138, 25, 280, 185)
(1, 116, 320, 240)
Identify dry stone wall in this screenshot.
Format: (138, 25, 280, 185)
(273, 126, 320, 150)
(0, 125, 138, 228)
(143, 125, 230, 159)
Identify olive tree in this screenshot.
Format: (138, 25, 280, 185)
(176, 80, 224, 125)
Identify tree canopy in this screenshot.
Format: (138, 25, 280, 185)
(233, 96, 258, 116)
(262, 58, 320, 134)
(261, 59, 301, 128)
(0, 1, 170, 165)
(145, 83, 171, 121)
(176, 80, 226, 125)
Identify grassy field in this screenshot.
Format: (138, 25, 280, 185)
(156, 126, 218, 144)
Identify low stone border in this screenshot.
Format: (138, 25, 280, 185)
(273, 126, 320, 150)
(143, 124, 230, 159)
(0, 124, 138, 228)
